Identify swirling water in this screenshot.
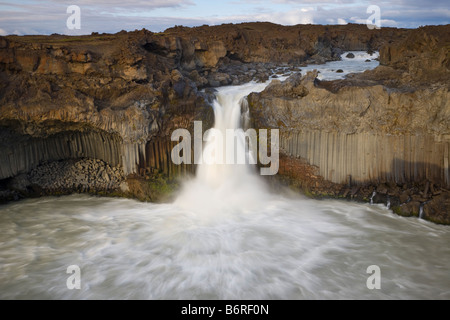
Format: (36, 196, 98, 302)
(0, 194, 449, 300)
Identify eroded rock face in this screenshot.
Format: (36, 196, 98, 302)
(0, 35, 212, 143)
(249, 71, 449, 136)
(0, 127, 123, 179)
(379, 26, 450, 84)
(0, 32, 215, 173)
(0, 31, 216, 201)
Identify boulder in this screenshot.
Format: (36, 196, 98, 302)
(394, 201, 421, 217)
(423, 192, 450, 224)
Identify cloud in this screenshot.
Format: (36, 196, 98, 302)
(0, 28, 7, 35)
(0, 0, 195, 34)
(53, 0, 193, 10)
(202, 8, 315, 26)
(272, 0, 356, 3)
(70, 0, 195, 15)
(0, 0, 448, 35)
(267, 8, 315, 25)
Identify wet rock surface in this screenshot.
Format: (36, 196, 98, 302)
(275, 154, 449, 225)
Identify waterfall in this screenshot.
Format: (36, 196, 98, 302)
(174, 82, 271, 216)
(419, 203, 425, 219)
(370, 191, 377, 205)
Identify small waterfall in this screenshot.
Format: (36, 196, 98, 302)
(370, 191, 377, 205)
(240, 97, 252, 131)
(386, 196, 391, 209)
(419, 203, 425, 219)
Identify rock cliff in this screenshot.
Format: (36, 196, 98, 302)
(247, 25, 450, 224)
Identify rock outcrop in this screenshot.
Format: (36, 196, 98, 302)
(0, 30, 215, 200)
(379, 25, 450, 85)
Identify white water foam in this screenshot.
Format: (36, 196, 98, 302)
(296, 51, 380, 81)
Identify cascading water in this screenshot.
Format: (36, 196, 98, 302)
(419, 203, 425, 219)
(174, 82, 272, 217)
(370, 191, 377, 205)
(0, 53, 449, 300)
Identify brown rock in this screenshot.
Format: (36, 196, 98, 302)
(399, 192, 410, 204)
(423, 192, 450, 224)
(377, 184, 388, 194)
(379, 26, 450, 84)
(395, 201, 421, 217)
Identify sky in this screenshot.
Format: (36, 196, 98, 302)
(0, 0, 449, 36)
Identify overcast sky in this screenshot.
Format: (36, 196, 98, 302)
(0, 0, 449, 35)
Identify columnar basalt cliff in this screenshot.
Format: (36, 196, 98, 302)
(0, 23, 448, 223)
(0, 30, 216, 201)
(248, 25, 450, 224)
(0, 23, 408, 202)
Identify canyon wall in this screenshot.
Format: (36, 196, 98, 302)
(248, 70, 450, 188)
(247, 25, 450, 223)
(0, 23, 409, 201)
(0, 29, 216, 200)
(0, 23, 448, 222)
(280, 131, 449, 187)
